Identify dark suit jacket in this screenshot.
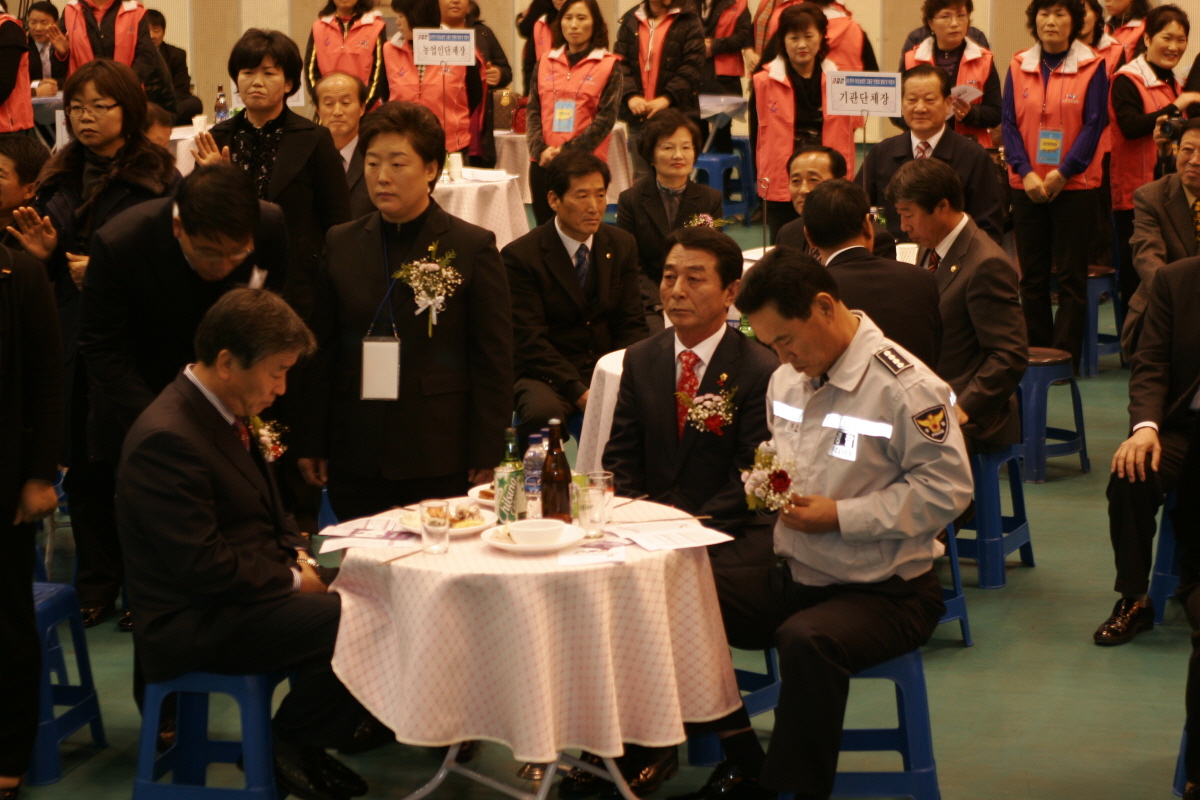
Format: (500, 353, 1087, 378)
(211, 108, 351, 318)
(26, 37, 67, 83)
(920, 217, 1027, 450)
(117, 374, 308, 683)
(294, 201, 513, 480)
(776, 217, 897, 260)
(603, 325, 777, 534)
(346, 147, 373, 220)
(158, 41, 193, 103)
(825, 246, 942, 368)
(504, 220, 649, 403)
(617, 177, 724, 283)
(855, 128, 1005, 246)
(1128, 256, 1200, 433)
(78, 198, 289, 464)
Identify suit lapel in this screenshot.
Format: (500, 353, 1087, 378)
(542, 223, 589, 310)
(177, 377, 275, 508)
(935, 218, 975, 293)
(674, 327, 740, 477)
(655, 332, 681, 462)
(1166, 176, 1198, 258)
(268, 112, 318, 203)
(593, 226, 614, 308)
(675, 182, 706, 228)
(348, 149, 364, 190)
(641, 180, 673, 238)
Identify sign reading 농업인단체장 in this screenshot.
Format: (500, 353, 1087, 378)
(412, 28, 477, 66)
(826, 71, 901, 117)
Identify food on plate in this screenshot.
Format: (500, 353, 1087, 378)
(491, 526, 514, 542)
(479, 487, 495, 500)
(451, 502, 485, 528)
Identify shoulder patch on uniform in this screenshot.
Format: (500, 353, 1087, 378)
(912, 405, 949, 443)
(875, 347, 913, 376)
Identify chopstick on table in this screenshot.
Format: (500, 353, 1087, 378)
(627, 515, 712, 523)
(380, 547, 424, 564)
(611, 494, 649, 509)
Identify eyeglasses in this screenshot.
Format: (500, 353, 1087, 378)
(656, 144, 695, 155)
(66, 102, 119, 119)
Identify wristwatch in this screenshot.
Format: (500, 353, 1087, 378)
(296, 554, 320, 570)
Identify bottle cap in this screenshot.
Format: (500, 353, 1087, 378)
(548, 418, 561, 425)
(528, 434, 541, 446)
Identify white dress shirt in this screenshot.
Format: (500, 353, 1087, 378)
(923, 212, 971, 271)
(37, 41, 52, 82)
(911, 125, 946, 160)
(555, 216, 594, 263)
(824, 245, 867, 266)
(339, 135, 358, 173)
(673, 324, 726, 385)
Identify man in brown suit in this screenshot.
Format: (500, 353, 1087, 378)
(887, 158, 1027, 454)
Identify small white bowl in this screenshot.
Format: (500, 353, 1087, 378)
(507, 519, 565, 545)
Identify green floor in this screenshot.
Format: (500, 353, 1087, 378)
(27, 224, 1187, 799)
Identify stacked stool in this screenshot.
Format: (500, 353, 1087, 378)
(1016, 347, 1090, 483)
(958, 447, 1035, 589)
(693, 152, 752, 224)
(1082, 265, 1123, 377)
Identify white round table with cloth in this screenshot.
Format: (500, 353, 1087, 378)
(329, 499, 741, 764)
(575, 348, 627, 475)
(431, 168, 531, 250)
(494, 122, 635, 206)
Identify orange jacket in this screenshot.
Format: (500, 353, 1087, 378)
(536, 47, 620, 160)
(1006, 41, 1105, 191)
(63, 0, 142, 73)
(309, 12, 385, 103)
(1109, 17, 1145, 65)
(636, 6, 680, 102)
(905, 36, 994, 148)
(0, 15, 32, 132)
(753, 56, 854, 201)
(1109, 55, 1178, 210)
(383, 37, 479, 152)
(767, 1, 864, 70)
(534, 15, 553, 60)
(714, 0, 748, 77)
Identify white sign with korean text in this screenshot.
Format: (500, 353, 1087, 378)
(826, 71, 901, 117)
(412, 28, 476, 66)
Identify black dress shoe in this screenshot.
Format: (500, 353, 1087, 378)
(559, 751, 605, 799)
(80, 605, 113, 628)
(337, 716, 395, 756)
(274, 750, 346, 800)
(0, 783, 20, 800)
(1094, 597, 1155, 645)
(1185, 782, 1199, 800)
(668, 760, 773, 800)
(118, 611, 133, 632)
(605, 745, 678, 797)
(312, 750, 368, 798)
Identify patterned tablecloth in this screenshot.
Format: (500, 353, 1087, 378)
(431, 170, 531, 250)
(494, 122, 635, 206)
(330, 500, 741, 763)
(575, 348, 627, 475)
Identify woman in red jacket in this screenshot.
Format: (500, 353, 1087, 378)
(1105, 0, 1150, 62)
(304, 0, 388, 109)
(700, 0, 751, 152)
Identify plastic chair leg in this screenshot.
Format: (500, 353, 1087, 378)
(1069, 378, 1091, 473)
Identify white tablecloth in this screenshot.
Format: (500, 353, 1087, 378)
(330, 499, 740, 763)
(432, 170, 530, 250)
(575, 349, 627, 474)
(494, 122, 634, 206)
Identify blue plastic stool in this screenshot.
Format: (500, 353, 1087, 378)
(687, 649, 781, 767)
(134, 671, 287, 799)
(1016, 347, 1090, 483)
(693, 152, 750, 222)
(1176, 730, 1187, 797)
(1150, 492, 1180, 626)
(778, 651, 941, 800)
(938, 524, 972, 645)
(1082, 265, 1124, 378)
(957, 447, 1035, 589)
(730, 135, 755, 211)
(28, 582, 106, 785)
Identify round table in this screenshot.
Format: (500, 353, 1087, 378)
(494, 122, 635, 206)
(431, 168, 531, 250)
(330, 498, 740, 772)
(575, 348, 627, 475)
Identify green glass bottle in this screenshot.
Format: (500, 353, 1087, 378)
(739, 314, 756, 341)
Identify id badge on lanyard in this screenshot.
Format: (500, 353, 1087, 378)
(361, 336, 401, 400)
(1036, 127, 1064, 166)
(552, 99, 577, 133)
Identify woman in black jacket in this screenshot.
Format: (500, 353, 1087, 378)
(613, 0, 706, 179)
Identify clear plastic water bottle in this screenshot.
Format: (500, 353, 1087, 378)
(523, 434, 544, 519)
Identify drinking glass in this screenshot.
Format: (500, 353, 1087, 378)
(587, 471, 614, 523)
(420, 500, 450, 554)
(580, 472, 613, 539)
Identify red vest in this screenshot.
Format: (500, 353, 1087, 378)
(636, 7, 679, 101)
(0, 15, 32, 132)
(535, 47, 620, 160)
(1109, 55, 1178, 210)
(905, 36, 994, 147)
(1109, 17, 1145, 64)
(752, 56, 854, 201)
(767, 1, 863, 70)
(713, 0, 747, 77)
(383, 39, 478, 152)
(1092, 34, 1125, 157)
(311, 12, 385, 93)
(1006, 41, 1105, 191)
(63, 0, 141, 74)
(534, 16, 553, 60)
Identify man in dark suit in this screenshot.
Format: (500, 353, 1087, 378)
(801, 179, 942, 368)
(25, 1, 67, 92)
(145, 9, 203, 125)
(505, 149, 649, 445)
(1093, 255, 1200, 646)
(314, 72, 372, 219)
(1124, 121, 1200, 358)
(776, 145, 896, 260)
(855, 64, 1004, 246)
(888, 158, 1027, 453)
(118, 288, 379, 800)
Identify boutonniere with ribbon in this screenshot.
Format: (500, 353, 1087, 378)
(741, 444, 793, 511)
(393, 241, 462, 336)
(675, 386, 737, 435)
(249, 415, 287, 463)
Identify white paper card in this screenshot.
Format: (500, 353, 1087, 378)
(412, 28, 476, 66)
(559, 543, 627, 565)
(611, 522, 734, 551)
(826, 71, 901, 117)
(319, 535, 420, 553)
(362, 337, 400, 400)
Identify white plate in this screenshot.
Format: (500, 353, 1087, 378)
(467, 483, 496, 508)
(388, 500, 496, 538)
(483, 524, 587, 554)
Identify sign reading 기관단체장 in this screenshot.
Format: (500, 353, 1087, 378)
(412, 29, 477, 66)
(825, 71, 901, 117)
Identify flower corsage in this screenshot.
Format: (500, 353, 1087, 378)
(684, 213, 734, 230)
(676, 385, 737, 435)
(393, 241, 462, 336)
(741, 444, 794, 511)
(249, 416, 287, 463)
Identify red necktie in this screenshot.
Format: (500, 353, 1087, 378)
(677, 350, 700, 439)
(233, 418, 252, 452)
(926, 250, 940, 274)
(916, 141, 931, 159)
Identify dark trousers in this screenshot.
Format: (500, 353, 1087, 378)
(1113, 208, 1139, 305)
(326, 466, 468, 522)
(0, 520, 39, 776)
(765, 199, 800, 245)
(1173, 418, 1200, 783)
(65, 460, 121, 609)
(687, 564, 945, 795)
(1106, 426, 1189, 595)
(1012, 188, 1100, 369)
(514, 376, 580, 449)
(638, 272, 666, 335)
(529, 160, 554, 228)
(172, 95, 203, 127)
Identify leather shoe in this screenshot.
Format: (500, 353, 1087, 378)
(312, 750, 368, 798)
(337, 716, 395, 756)
(274, 749, 345, 800)
(80, 605, 113, 628)
(606, 745, 678, 797)
(118, 610, 133, 631)
(0, 782, 20, 800)
(1094, 597, 1155, 645)
(558, 751, 605, 799)
(429, 740, 478, 763)
(1185, 783, 1199, 800)
(668, 760, 773, 800)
